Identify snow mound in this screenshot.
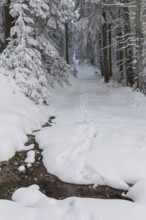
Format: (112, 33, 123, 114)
(126, 181, 146, 205)
(0, 72, 49, 162)
(12, 185, 48, 207)
(9, 185, 146, 220)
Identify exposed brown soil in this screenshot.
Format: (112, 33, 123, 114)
(0, 117, 131, 201)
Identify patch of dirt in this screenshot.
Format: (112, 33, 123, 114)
(0, 117, 132, 201)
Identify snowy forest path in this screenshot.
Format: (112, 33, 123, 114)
(2, 64, 146, 203)
(0, 63, 131, 201)
(36, 63, 146, 193)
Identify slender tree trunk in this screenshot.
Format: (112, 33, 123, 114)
(65, 23, 69, 64)
(123, 2, 134, 86)
(108, 23, 112, 77)
(116, 24, 124, 83)
(4, 0, 12, 48)
(99, 32, 104, 76)
(0, 7, 5, 52)
(102, 11, 110, 83)
(135, 0, 142, 90)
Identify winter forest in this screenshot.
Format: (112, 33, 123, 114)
(1, 0, 146, 220)
(1, 0, 146, 100)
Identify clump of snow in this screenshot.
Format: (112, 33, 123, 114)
(27, 163, 32, 168)
(25, 150, 35, 164)
(126, 180, 146, 205)
(12, 185, 48, 207)
(26, 144, 34, 150)
(18, 165, 26, 173)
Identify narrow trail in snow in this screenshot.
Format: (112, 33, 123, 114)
(60, 91, 105, 184)
(37, 65, 146, 191)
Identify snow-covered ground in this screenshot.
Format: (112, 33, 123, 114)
(0, 185, 146, 220)
(1, 65, 146, 219)
(1, 183, 146, 220)
(0, 70, 49, 161)
(36, 64, 146, 190)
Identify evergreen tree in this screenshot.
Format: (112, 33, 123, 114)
(0, 0, 74, 104)
(0, 0, 49, 104)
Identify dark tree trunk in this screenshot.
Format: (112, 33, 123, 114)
(99, 32, 104, 76)
(135, 0, 142, 90)
(108, 24, 112, 77)
(123, 2, 134, 87)
(116, 23, 124, 82)
(102, 11, 110, 83)
(65, 23, 69, 64)
(4, 0, 13, 48)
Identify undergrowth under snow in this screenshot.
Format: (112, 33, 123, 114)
(0, 69, 49, 161)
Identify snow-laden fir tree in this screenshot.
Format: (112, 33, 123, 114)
(0, 0, 50, 104)
(32, 0, 75, 85)
(0, 0, 75, 104)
